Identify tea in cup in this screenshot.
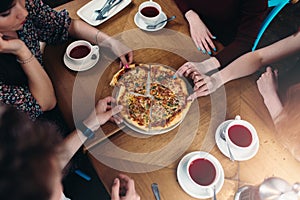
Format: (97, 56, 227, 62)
(138, 1, 162, 25)
(225, 116, 257, 152)
(186, 153, 221, 189)
(66, 40, 99, 65)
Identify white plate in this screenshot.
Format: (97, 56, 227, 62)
(215, 120, 259, 161)
(77, 0, 132, 26)
(63, 51, 99, 71)
(177, 151, 225, 199)
(134, 12, 167, 32)
(123, 118, 181, 135)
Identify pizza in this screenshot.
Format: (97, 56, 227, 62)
(110, 63, 191, 133)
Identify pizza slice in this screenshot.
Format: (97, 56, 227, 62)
(116, 86, 151, 131)
(110, 64, 150, 95)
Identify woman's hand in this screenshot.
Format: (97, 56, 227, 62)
(69, 19, 134, 66)
(111, 41, 133, 67)
(83, 97, 123, 132)
(0, 32, 27, 55)
(188, 74, 221, 100)
(111, 174, 140, 200)
(176, 62, 222, 100)
(185, 10, 216, 55)
(102, 37, 133, 67)
(176, 61, 204, 78)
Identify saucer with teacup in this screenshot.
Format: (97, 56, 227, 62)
(63, 40, 100, 71)
(215, 115, 259, 161)
(177, 151, 225, 199)
(134, 0, 167, 31)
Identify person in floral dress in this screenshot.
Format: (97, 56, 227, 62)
(0, 0, 133, 120)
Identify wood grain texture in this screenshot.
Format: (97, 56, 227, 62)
(42, 1, 300, 199)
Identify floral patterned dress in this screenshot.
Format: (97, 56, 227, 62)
(0, 0, 71, 120)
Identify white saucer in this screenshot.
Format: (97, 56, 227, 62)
(134, 12, 167, 32)
(177, 151, 225, 199)
(63, 51, 99, 72)
(215, 120, 259, 161)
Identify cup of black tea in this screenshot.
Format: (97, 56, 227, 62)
(225, 115, 257, 152)
(138, 1, 162, 25)
(186, 152, 221, 189)
(66, 40, 99, 65)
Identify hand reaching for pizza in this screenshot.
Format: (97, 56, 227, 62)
(83, 97, 123, 132)
(176, 62, 223, 100)
(101, 37, 133, 66)
(188, 73, 222, 100)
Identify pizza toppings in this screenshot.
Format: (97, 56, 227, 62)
(113, 64, 191, 133)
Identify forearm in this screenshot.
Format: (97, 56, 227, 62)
(61, 129, 88, 168)
(61, 119, 98, 168)
(218, 31, 300, 85)
(17, 47, 56, 111)
(68, 19, 111, 46)
(217, 50, 263, 85)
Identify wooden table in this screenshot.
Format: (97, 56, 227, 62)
(44, 0, 300, 199)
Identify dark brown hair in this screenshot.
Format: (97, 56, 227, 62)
(0, 0, 14, 13)
(0, 104, 64, 200)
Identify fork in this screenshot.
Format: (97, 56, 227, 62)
(95, 0, 123, 20)
(95, 0, 114, 14)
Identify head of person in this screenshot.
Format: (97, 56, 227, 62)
(0, 104, 65, 200)
(0, 0, 28, 33)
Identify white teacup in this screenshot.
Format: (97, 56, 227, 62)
(225, 115, 257, 152)
(66, 40, 99, 65)
(186, 152, 221, 189)
(138, 0, 162, 25)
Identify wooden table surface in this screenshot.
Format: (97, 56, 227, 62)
(44, 0, 300, 199)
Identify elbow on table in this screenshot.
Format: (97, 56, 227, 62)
(39, 97, 57, 111)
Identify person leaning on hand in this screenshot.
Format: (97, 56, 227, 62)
(173, 0, 267, 71)
(0, 97, 140, 200)
(0, 0, 133, 120)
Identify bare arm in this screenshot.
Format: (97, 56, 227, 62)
(68, 19, 133, 65)
(17, 47, 56, 111)
(0, 33, 56, 111)
(60, 97, 122, 168)
(177, 30, 300, 99)
(217, 30, 300, 85)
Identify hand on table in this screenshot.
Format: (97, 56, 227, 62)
(185, 10, 216, 55)
(83, 97, 123, 132)
(111, 174, 140, 200)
